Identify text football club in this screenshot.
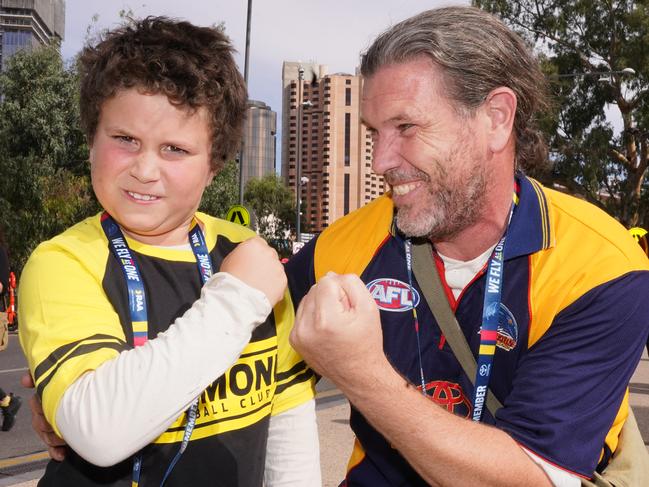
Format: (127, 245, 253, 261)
(366, 278, 420, 312)
(155, 342, 277, 443)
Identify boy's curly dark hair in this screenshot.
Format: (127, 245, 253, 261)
(79, 16, 247, 171)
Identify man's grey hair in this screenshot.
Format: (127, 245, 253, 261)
(360, 6, 549, 172)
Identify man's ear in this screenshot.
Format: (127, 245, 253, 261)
(481, 87, 517, 154)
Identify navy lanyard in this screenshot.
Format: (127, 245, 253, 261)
(100, 213, 213, 486)
(403, 201, 515, 422)
(404, 239, 428, 394)
(471, 235, 505, 421)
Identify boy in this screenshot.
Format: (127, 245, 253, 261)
(19, 17, 319, 486)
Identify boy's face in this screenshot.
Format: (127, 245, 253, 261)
(90, 88, 215, 246)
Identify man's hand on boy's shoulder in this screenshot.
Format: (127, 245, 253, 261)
(221, 236, 287, 307)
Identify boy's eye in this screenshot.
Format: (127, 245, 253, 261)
(162, 145, 188, 155)
(114, 135, 135, 144)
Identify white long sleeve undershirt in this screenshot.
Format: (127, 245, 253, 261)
(56, 272, 271, 466)
(264, 399, 321, 487)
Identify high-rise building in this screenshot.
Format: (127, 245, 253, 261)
(0, 0, 65, 71)
(281, 61, 327, 183)
(241, 99, 277, 184)
(282, 61, 386, 233)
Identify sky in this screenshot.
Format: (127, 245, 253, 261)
(60, 0, 468, 168)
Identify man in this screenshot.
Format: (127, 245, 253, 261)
(288, 6, 649, 486)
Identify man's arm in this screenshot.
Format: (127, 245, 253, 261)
(290, 273, 552, 487)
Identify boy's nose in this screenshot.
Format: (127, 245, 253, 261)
(130, 152, 161, 182)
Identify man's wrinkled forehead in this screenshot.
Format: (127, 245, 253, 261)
(360, 58, 449, 125)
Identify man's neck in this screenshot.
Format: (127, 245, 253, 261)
(432, 178, 515, 261)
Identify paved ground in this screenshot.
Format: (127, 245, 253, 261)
(629, 350, 649, 454)
(0, 385, 354, 487)
(2, 351, 648, 487)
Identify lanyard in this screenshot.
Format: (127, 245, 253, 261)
(403, 200, 516, 422)
(404, 239, 427, 395)
(471, 235, 505, 421)
(100, 213, 213, 487)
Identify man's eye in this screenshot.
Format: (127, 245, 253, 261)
(398, 123, 414, 133)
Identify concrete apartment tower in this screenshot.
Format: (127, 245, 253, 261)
(0, 0, 65, 71)
(282, 61, 386, 234)
(241, 99, 277, 185)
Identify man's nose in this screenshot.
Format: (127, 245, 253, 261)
(371, 133, 402, 176)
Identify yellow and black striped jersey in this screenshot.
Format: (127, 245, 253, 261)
(19, 212, 315, 486)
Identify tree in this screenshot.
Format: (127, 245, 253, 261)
(199, 160, 240, 219)
(474, 0, 649, 227)
(244, 174, 295, 257)
(0, 45, 96, 273)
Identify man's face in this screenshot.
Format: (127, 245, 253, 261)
(90, 88, 215, 246)
(361, 58, 490, 240)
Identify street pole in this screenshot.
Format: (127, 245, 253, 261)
(295, 67, 304, 243)
(238, 0, 253, 205)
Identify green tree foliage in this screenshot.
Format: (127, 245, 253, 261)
(474, 0, 649, 226)
(199, 160, 240, 219)
(244, 174, 295, 257)
(0, 45, 96, 273)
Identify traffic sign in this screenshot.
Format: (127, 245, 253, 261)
(226, 205, 251, 227)
(629, 227, 648, 242)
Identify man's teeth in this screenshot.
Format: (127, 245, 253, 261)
(392, 183, 419, 196)
(128, 191, 158, 201)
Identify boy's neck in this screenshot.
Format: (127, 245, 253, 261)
(119, 219, 198, 247)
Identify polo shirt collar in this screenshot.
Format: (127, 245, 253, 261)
(504, 174, 555, 260)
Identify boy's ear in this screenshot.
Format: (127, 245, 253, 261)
(206, 169, 216, 187)
(88, 145, 95, 164)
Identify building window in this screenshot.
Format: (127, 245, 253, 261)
(344, 113, 351, 166)
(345, 87, 351, 106)
(344, 174, 350, 215)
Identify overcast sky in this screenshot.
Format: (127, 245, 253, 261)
(61, 1, 468, 167)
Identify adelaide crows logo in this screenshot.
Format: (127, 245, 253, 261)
(496, 303, 518, 351)
(366, 278, 420, 312)
(478, 303, 519, 351)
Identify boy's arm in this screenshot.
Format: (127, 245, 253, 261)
(22, 235, 287, 466)
(263, 399, 321, 486)
(56, 271, 271, 466)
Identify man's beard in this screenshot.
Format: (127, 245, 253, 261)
(388, 153, 488, 241)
